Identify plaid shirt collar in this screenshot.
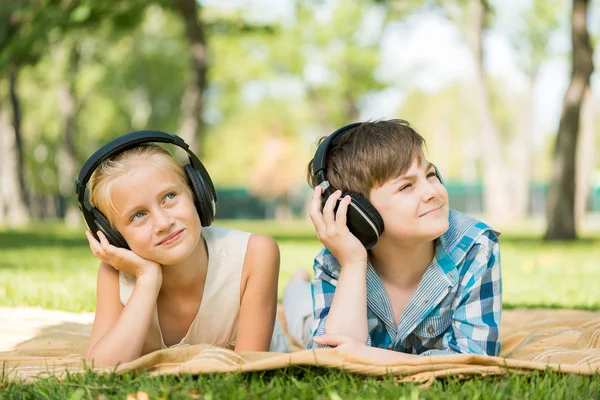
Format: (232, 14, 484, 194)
(364, 210, 496, 344)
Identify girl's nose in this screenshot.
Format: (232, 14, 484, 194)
(154, 209, 174, 233)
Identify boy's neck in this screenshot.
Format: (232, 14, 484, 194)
(159, 235, 209, 294)
(369, 238, 436, 290)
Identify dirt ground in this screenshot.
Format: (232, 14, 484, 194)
(0, 307, 95, 352)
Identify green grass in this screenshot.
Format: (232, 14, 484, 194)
(2, 367, 599, 399)
(1, 220, 599, 312)
(1, 221, 600, 397)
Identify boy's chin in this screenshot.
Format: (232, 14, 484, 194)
(422, 220, 449, 241)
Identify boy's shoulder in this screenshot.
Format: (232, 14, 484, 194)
(440, 209, 500, 266)
(313, 210, 500, 276)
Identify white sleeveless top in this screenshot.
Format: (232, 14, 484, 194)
(119, 225, 289, 354)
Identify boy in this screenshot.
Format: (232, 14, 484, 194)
(304, 119, 501, 360)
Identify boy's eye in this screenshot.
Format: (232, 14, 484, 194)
(427, 171, 438, 179)
(399, 184, 412, 192)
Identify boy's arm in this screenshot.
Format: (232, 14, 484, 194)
(307, 250, 371, 349)
(307, 188, 371, 348)
(422, 231, 502, 356)
(235, 234, 280, 352)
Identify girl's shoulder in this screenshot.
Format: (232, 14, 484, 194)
(203, 225, 277, 258)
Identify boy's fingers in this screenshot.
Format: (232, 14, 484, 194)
(312, 334, 343, 347)
(335, 195, 351, 227)
(309, 187, 326, 233)
(322, 190, 341, 226)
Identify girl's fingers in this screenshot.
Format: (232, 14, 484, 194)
(308, 186, 326, 233)
(335, 195, 351, 228)
(85, 230, 101, 253)
(322, 190, 342, 226)
(97, 230, 110, 249)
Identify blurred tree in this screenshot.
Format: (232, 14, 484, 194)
(0, 0, 159, 225)
(575, 86, 596, 229)
(438, 0, 514, 225)
(170, 0, 207, 154)
(545, 0, 594, 240)
(510, 0, 563, 220)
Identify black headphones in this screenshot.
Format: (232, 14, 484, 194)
(75, 130, 217, 249)
(312, 122, 444, 250)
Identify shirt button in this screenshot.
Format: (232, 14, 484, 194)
(427, 326, 435, 334)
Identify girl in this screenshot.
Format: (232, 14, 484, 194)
(81, 135, 284, 366)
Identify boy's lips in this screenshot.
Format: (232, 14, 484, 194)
(419, 205, 443, 217)
(157, 229, 184, 245)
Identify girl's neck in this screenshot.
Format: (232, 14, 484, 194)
(159, 235, 209, 294)
(369, 238, 436, 290)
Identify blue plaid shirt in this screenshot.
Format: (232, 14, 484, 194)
(307, 210, 502, 356)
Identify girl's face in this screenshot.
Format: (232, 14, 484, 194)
(110, 160, 201, 266)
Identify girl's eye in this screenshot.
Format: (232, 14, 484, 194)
(131, 211, 145, 222)
(399, 184, 412, 192)
(427, 171, 439, 179)
(164, 192, 176, 201)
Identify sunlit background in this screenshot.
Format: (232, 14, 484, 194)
(1, 0, 598, 233)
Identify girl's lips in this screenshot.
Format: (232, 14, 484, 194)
(158, 229, 184, 245)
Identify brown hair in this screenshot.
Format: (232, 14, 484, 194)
(89, 144, 191, 228)
(306, 119, 426, 197)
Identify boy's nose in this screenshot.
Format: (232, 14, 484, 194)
(421, 181, 439, 202)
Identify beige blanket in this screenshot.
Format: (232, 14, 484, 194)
(1, 307, 600, 382)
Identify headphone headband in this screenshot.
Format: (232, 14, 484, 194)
(75, 130, 216, 204)
(312, 122, 362, 178)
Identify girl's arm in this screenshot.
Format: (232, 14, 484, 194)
(84, 230, 163, 366)
(235, 234, 280, 352)
(85, 262, 162, 366)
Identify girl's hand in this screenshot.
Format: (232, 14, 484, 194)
(85, 230, 162, 280)
(308, 186, 367, 267)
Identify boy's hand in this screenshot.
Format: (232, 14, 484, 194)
(312, 334, 372, 358)
(86, 230, 162, 281)
(309, 186, 367, 267)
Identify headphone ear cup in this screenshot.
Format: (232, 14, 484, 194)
(343, 192, 384, 250)
(433, 165, 445, 186)
(89, 207, 129, 249)
(184, 164, 215, 227)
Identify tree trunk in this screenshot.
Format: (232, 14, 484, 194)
(0, 98, 29, 226)
(9, 66, 31, 213)
(53, 44, 82, 227)
(466, 0, 513, 225)
(574, 85, 595, 230)
(545, 0, 594, 240)
(172, 0, 207, 155)
(513, 75, 536, 220)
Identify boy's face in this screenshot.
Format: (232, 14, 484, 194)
(110, 160, 202, 266)
(369, 157, 449, 244)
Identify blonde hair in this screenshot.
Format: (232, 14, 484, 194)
(89, 144, 191, 227)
